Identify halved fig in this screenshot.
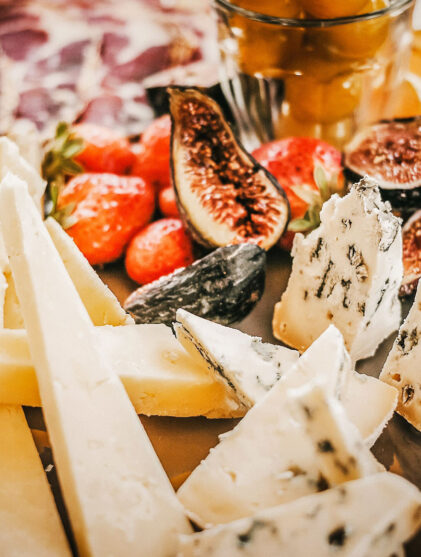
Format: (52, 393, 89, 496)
(401, 210, 421, 297)
(169, 87, 289, 250)
(344, 118, 421, 213)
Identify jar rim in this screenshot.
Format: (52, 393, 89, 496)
(213, 0, 415, 28)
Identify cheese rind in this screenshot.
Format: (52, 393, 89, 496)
(273, 179, 402, 362)
(0, 405, 71, 557)
(380, 279, 421, 431)
(174, 308, 299, 406)
(0, 173, 191, 557)
(177, 328, 380, 528)
(178, 473, 421, 557)
(0, 325, 242, 418)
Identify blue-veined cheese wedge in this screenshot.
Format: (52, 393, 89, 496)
(177, 328, 381, 528)
(178, 473, 421, 557)
(273, 178, 403, 362)
(175, 313, 397, 446)
(380, 279, 421, 431)
(175, 308, 299, 407)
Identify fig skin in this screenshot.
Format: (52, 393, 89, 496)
(401, 210, 421, 298)
(124, 244, 266, 326)
(344, 117, 421, 214)
(168, 87, 290, 251)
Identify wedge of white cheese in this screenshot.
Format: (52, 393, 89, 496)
(0, 173, 192, 556)
(0, 138, 46, 328)
(3, 217, 133, 329)
(0, 405, 71, 557)
(174, 308, 299, 406)
(0, 325, 242, 418)
(273, 178, 403, 362)
(177, 329, 381, 528)
(175, 314, 397, 446)
(380, 280, 421, 431)
(45, 218, 133, 326)
(178, 473, 421, 557)
(0, 137, 45, 204)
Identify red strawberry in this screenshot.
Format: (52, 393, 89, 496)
(57, 173, 155, 265)
(125, 218, 194, 285)
(72, 123, 136, 174)
(253, 137, 344, 250)
(158, 185, 179, 218)
(131, 114, 171, 190)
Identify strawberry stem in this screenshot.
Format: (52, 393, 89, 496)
(42, 122, 84, 223)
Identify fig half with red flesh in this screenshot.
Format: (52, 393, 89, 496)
(344, 118, 421, 213)
(401, 210, 421, 297)
(169, 87, 290, 250)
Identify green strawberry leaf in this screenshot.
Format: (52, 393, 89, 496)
(288, 218, 314, 232)
(42, 121, 84, 222)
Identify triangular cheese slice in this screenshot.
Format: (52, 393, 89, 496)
(174, 308, 299, 406)
(45, 218, 133, 326)
(175, 313, 397, 446)
(380, 279, 421, 431)
(177, 330, 381, 528)
(0, 173, 191, 556)
(178, 473, 421, 557)
(273, 178, 402, 362)
(0, 405, 71, 556)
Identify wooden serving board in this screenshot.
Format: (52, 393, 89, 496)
(25, 249, 421, 556)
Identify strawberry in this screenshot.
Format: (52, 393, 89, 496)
(252, 137, 344, 250)
(158, 185, 179, 218)
(125, 218, 194, 285)
(57, 173, 155, 265)
(72, 122, 136, 174)
(131, 114, 171, 191)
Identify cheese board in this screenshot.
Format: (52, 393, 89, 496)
(1, 1, 421, 555)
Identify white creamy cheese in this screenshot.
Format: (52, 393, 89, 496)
(0, 137, 45, 205)
(380, 280, 421, 431)
(45, 218, 133, 326)
(0, 173, 192, 557)
(273, 178, 403, 362)
(174, 308, 299, 406)
(0, 405, 71, 557)
(0, 138, 47, 327)
(175, 314, 397, 445)
(177, 328, 380, 528)
(0, 324, 243, 418)
(178, 473, 421, 557)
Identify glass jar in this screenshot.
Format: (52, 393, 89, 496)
(214, 0, 415, 149)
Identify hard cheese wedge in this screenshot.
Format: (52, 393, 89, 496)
(0, 325, 242, 418)
(178, 473, 421, 557)
(0, 137, 45, 204)
(0, 405, 71, 557)
(0, 138, 45, 328)
(0, 173, 191, 556)
(175, 315, 397, 445)
(380, 280, 421, 431)
(45, 218, 133, 326)
(174, 308, 299, 406)
(177, 329, 381, 528)
(3, 217, 133, 329)
(273, 178, 402, 362)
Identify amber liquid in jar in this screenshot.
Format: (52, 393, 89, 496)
(216, 0, 415, 149)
